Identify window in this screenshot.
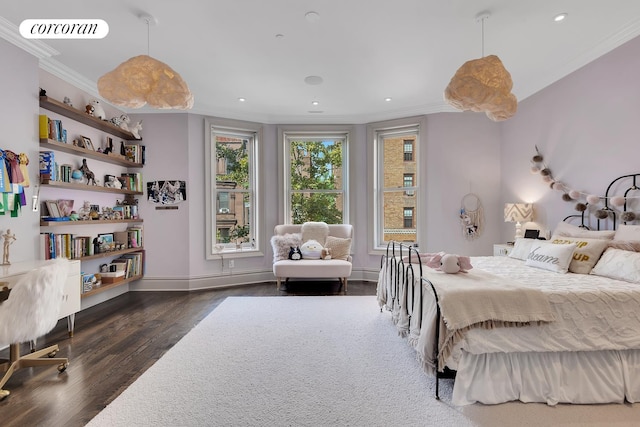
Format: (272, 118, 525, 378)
(205, 119, 262, 258)
(369, 120, 421, 249)
(403, 208, 414, 228)
(403, 140, 414, 161)
(281, 128, 350, 224)
(403, 174, 414, 196)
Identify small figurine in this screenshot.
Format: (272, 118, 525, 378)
(93, 237, 102, 254)
(63, 96, 73, 107)
(120, 141, 126, 156)
(103, 138, 114, 155)
(108, 114, 130, 131)
(39, 88, 46, 96)
(79, 201, 91, 220)
(79, 158, 96, 185)
(2, 229, 17, 265)
(130, 120, 143, 139)
(69, 211, 79, 221)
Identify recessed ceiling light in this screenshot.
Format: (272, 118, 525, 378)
(554, 13, 568, 22)
(238, 97, 246, 102)
(304, 75, 323, 85)
(275, 33, 284, 39)
(311, 100, 319, 106)
(305, 11, 320, 23)
(384, 97, 392, 102)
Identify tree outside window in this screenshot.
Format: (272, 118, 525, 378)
(286, 135, 347, 224)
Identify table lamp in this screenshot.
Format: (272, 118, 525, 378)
(504, 203, 533, 241)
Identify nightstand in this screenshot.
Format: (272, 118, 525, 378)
(493, 244, 513, 257)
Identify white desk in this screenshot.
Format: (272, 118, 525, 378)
(0, 260, 81, 336)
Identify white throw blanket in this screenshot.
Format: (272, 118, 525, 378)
(425, 268, 555, 370)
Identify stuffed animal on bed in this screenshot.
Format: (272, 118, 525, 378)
(300, 239, 323, 259)
(426, 253, 473, 273)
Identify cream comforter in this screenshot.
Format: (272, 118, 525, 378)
(378, 256, 640, 371)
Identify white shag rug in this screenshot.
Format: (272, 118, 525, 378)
(87, 296, 472, 427)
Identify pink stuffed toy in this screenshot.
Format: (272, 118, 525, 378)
(425, 253, 473, 273)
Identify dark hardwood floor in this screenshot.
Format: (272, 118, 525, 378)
(0, 280, 376, 427)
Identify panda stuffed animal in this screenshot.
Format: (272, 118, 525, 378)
(288, 246, 302, 260)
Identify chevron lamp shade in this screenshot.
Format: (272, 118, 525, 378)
(504, 203, 533, 223)
(504, 203, 533, 241)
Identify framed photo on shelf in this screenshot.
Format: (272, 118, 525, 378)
(81, 135, 95, 151)
(45, 200, 61, 218)
(98, 233, 114, 244)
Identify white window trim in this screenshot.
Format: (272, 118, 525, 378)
(277, 125, 352, 225)
(367, 116, 426, 253)
(205, 117, 264, 259)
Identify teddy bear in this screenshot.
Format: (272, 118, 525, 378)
(87, 99, 106, 120)
(425, 253, 473, 273)
(321, 247, 332, 260)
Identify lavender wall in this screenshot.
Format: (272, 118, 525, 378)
(0, 39, 39, 263)
(5, 30, 640, 291)
(501, 35, 640, 240)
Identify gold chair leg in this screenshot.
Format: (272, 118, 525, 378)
(0, 343, 68, 399)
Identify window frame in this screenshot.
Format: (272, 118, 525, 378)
(278, 125, 352, 225)
(367, 116, 425, 252)
(205, 118, 263, 259)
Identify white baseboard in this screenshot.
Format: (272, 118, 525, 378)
(130, 268, 380, 292)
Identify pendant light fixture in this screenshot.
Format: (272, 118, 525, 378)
(444, 12, 516, 121)
(97, 14, 193, 110)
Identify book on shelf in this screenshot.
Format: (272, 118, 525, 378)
(127, 225, 143, 248)
(119, 172, 143, 192)
(123, 144, 145, 164)
(40, 233, 94, 260)
(38, 114, 67, 143)
(39, 151, 56, 182)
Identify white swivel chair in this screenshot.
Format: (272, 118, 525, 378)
(0, 258, 70, 400)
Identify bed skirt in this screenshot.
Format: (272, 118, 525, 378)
(452, 349, 640, 406)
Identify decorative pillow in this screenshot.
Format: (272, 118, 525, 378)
(300, 239, 323, 260)
(614, 224, 640, 242)
(270, 233, 302, 263)
(508, 238, 536, 261)
(525, 241, 576, 273)
(301, 221, 329, 245)
(324, 235, 352, 261)
(590, 248, 640, 283)
(553, 221, 615, 240)
(549, 235, 609, 274)
(606, 240, 640, 252)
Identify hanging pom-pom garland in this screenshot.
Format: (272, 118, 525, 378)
(530, 146, 638, 223)
(621, 211, 636, 222)
(586, 194, 600, 205)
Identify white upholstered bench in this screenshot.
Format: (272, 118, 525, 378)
(271, 223, 353, 293)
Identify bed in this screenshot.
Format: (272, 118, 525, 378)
(377, 174, 640, 406)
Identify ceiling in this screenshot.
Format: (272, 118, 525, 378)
(2, 1, 640, 124)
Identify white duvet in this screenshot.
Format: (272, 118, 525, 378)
(380, 256, 640, 368)
(459, 256, 640, 355)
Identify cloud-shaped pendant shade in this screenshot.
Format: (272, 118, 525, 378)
(98, 55, 194, 110)
(444, 55, 517, 121)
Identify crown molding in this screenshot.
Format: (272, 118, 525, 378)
(39, 57, 102, 98)
(0, 16, 59, 58)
